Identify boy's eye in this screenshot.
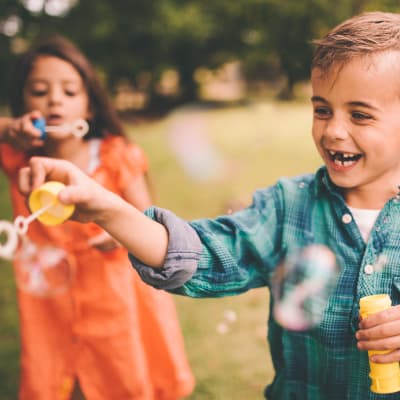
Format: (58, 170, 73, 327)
(351, 111, 371, 121)
(313, 107, 332, 119)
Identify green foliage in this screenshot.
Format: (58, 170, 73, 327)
(0, 1, 399, 106)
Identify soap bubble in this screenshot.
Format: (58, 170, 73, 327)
(167, 111, 226, 182)
(223, 309, 237, 323)
(13, 240, 75, 296)
(272, 244, 338, 331)
(216, 321, 230, 335)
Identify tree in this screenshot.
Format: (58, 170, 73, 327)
(0, 0, 399, 108)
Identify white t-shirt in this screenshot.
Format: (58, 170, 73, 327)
(347, 206, 380, 243)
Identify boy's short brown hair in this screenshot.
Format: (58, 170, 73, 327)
(312, 11, 400, 71)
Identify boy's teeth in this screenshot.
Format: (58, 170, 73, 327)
(333, 158, 356, 167)
(329, 151, 355, 158)
(328, 150, 361, 166)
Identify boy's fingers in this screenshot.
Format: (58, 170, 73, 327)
(357, 334, 400, 350)
(28, 157, 50, 188)
(360, 305, 400, 329)
(58, 185, 83, 205)
(18, 167, 33, 194)
(369, 348, 400, 364)
(28, 156, 80, 187)
(19, 157, 94, 210)
(357, 319, 400, 341)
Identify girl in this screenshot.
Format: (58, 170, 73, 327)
(0, 36, 194, 400)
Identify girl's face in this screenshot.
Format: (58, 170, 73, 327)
(311, 51, 400, 208)
(23, 55, 91, 127)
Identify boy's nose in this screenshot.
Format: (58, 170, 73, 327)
(324, 118, 349, 141)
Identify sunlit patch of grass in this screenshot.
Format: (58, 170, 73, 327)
(0, 173, 19, 399)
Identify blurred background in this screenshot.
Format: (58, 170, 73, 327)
(0, 0, 400, 399)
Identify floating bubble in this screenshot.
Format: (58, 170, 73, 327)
(167, 111, 226, 182)
(272, 244, 338, 331)
(216, 321, 230, 335)
(13, 239, 75, 297)
(223, 309, 237, 323)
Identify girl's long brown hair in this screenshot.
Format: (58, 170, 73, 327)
(9, 35, 125, 140)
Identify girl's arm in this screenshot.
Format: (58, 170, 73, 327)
(19, 156, 169, 267)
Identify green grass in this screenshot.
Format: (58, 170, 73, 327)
(0, 174, 19, 400)
(0, 99, 321, 399)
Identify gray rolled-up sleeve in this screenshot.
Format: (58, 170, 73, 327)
(128, 206, 203, 289)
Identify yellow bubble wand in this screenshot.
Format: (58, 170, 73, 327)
(0, 182, 75, 259)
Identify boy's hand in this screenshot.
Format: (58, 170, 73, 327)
(4, 111, 45, 150)
(356, 305, 400, 363)
(19, 156, 169, 268)
(18, 156, 122, 224)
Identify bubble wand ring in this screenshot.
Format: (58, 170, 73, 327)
(0, 221, 18, 259)
(33, 118, 89, 140)
(14, 202, 55, 236)
(0, 203, 56, 259)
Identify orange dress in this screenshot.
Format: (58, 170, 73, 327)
(0, 136, 195, 400)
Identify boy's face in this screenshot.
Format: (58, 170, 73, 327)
(311, 51, 400, 208)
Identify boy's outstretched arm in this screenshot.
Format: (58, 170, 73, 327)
(19, 156, 169, 268)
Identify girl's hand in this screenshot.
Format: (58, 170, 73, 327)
(88, 231, 121, 252)
(3, 111, 45, 151)
(356, 304, 400, 363)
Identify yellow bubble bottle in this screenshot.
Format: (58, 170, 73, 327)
(28, 181, 75, 226)
(359, 294, 400, 394)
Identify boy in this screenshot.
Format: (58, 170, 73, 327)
(17, 11, 400, 400)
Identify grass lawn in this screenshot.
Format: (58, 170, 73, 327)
(0, 99, 321, 399)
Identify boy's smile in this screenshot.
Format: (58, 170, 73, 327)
(311, 50, 400, 208)
(327, 150, 362, 168)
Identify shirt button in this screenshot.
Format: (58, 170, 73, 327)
(342, 213, 352, 224)
(364, 264, 374, 274)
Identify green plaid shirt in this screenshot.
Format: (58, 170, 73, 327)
(132, 166, 400, 400)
